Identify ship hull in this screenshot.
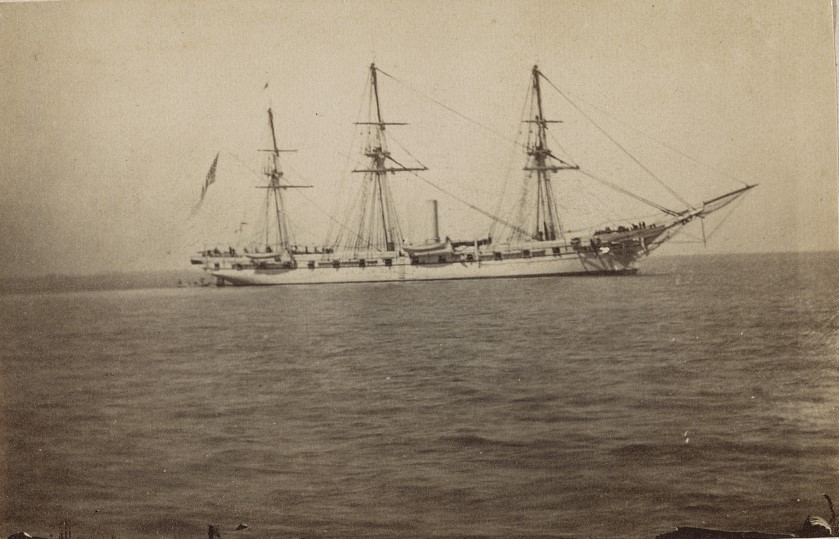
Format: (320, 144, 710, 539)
(212, 252, 639, 286)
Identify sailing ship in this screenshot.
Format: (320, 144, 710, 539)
(192, 63, 755, 286)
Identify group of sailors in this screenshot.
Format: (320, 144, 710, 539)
(202, 244, 335, 257)
(593, 221, 656, 236)
(202, 247, 240, 257)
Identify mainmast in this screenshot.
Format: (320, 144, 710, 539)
(351, 63, 427, 254)
(524, 65, 578, 241)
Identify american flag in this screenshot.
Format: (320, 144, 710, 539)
(200, 152, 219, 201)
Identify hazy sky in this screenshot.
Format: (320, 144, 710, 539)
(1, 0, 837, 277)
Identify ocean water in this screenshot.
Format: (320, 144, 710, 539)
(1, 252, 838, 539)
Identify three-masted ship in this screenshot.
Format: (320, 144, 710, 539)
(194, 63, 755, 286)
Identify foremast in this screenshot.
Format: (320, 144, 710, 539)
(508, 65, 756, 263)
(349, 63, 427, 256)
(522, 65, 580, 243)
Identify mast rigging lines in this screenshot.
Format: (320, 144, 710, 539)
(225, 64, 746, 251)
(377, 65, 724, 224)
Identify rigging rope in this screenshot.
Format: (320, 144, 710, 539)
(555, 87, 751, 189)
(376, 66, 683, 225)
(541, 124, 677, 218)
(704, 192, 746, 241)
(577, 168, 679, 216)
(383, 131, 527, 240)
(325, 74, 373, 245)
(384, 154, 538, 240)
(490, 78, 534, 240)
(279, 162, 384, 253)
(375, 67, 527, 150)
(538, 73, 692, 211)
(223, 151, 381, 252)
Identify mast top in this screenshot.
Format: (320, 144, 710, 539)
(370, 62, 384, 127)
(267, 107, 279, 154)
(352, 63, 427, 176)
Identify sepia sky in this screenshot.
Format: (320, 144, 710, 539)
(0, 0, 837, 277)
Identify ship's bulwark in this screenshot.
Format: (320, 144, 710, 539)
(210, 213, 678, 286)
(3, 253, 838, 538)
(212, 254, 640, 286)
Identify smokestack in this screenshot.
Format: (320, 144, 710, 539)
(426, 199, 440, 244)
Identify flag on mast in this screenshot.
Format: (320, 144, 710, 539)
(200, 152, 219, 201)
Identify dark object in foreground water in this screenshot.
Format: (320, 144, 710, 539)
(800, 516, 832, 538)
(656, 527, 795, 539)
(658, 494, 836, 538)
(657, 519, 834, 538)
